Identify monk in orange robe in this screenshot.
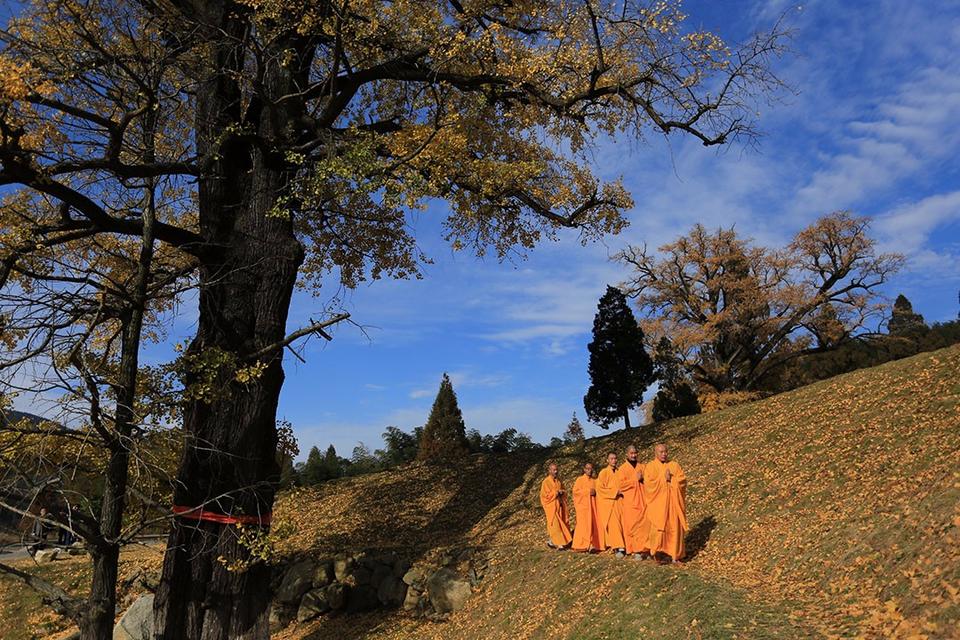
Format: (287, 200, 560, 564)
(639, 443, 687, 563)
(616, 445, 647, 558)
(571, 462, 601, 552)
(539, 462, 572, 549)
(596, 452, 626, 557)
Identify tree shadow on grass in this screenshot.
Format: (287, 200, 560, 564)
(304, 448, 553, 557)
(685, 514, 717, 561)
(299, 449, 554, 639)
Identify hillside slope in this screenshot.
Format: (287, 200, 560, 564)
(274, 344, 960, 639)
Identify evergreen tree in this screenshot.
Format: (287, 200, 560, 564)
(301, 446, 326, 485)
(583, 286, 655, 429)
(563, 413, 586, 443)
(888, 294, 927, 336)
(416, 373, 470, 461)
(322, 445, 341, 479)
(651, 337, 701, 422)
(278, 456, 299, 489)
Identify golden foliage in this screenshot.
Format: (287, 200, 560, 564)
(698, 390, 764, 413)
(270, 345, 960, 639)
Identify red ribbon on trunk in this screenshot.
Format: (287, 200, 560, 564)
(172, 505, 272, 526)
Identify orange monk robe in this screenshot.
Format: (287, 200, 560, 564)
(539, 475, 573, 547)
(639, 458, 688, 561)
(571, 475, 601, 552)
(595, 467, 625, 550)
(616, 461, 647, 554)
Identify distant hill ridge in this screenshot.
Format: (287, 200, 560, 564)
(0, 408, 47, 427)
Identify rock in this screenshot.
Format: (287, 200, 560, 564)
(113, 594, 154, 640)
(427, 568, 472, 614)
(34, 547, 60, 564)
(333, 554, 354, 582)
(346, 584, 380, 612)
(439, 552, 455, 567)
(377, 576, 407, 607)
(298, 583, 347, 621)
(402, 587, 421, 611)
(312, 560, 334, 588)
(296, 591, 325, 623)
(344, 564, 371, 586)
(402, 567, 425, 587)
(369, 562, 392, 589)
(67, 541, 87, 556)
(468, 568, 481, 588)
(324, 582, 346, 611)
(393, 557, 411, 578)
(275, 559, 316, 604)
(269, 604, 296, 632)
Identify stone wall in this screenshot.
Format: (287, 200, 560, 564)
(270, 547, 488, 631)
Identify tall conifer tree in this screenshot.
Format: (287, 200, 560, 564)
(417, 374, 470, 461)
(584, 286, 654, 429)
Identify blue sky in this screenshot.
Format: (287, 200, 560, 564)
(274, 0, 960, 458)
(9, 0, 960, 459)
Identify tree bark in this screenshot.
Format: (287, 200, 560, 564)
(623, 410, 632, 430)
(154, 6, 308, 637)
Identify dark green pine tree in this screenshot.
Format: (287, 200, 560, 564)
(322, 444, 341, 478)
(301, 445, 326, 485)
(888, 294, 927, 336)
(651, 337, 701, 422)
(416, 373, 470, 461)
(583, 286, 655, 429)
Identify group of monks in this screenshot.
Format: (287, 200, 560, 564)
(538, 443, 687, 563)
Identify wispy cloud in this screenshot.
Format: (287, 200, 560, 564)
(409, 369, 511, 399)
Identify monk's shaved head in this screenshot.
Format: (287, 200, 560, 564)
(626, 445, 638, 462)
(583, 462, 594, 477)
(606, 451, 617, 467)
(655, 443, 669, 462)
(626, 445, 637, 453)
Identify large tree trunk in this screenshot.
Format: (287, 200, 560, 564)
(623, 410, 632, 430)
(154, 6, 308, 637)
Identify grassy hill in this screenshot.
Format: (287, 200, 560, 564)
(273, 344, 960, 640)
(0, 346, 956, 639)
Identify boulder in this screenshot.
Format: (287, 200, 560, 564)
(402, 587, 421, 611)
(275, 559, 316, 604)
(324, 582, 346, 611)
(376, 576, 407, 607)
(393, 557, 411, 578)
(369, 562, 392, 590)
(333, 554, 354, 582)
(345, 584, 380, 612)
(269, 604, 296, 632)
(34, 547, 61, 564)
(113, 594, 154, 640)
(350, 565, 372, 586)
(427, 568, 472, 614)
(401, 566, 426, 587)
(312, 560, 334, 588)
(297, 581, 349, 621)
(67, 541, 87, 556)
